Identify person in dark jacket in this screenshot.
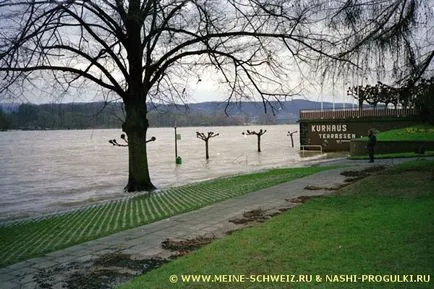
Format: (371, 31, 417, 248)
(367, 129, 377, 163)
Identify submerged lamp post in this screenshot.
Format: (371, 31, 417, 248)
(242, 129, 267, 152)
(196, 131, 220, 160)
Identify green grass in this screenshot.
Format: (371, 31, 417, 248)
(119, 159, 434, 289)
(349, 151, 434, 160)
(359, 124, 434, 141)
(0, 166, 332, 268)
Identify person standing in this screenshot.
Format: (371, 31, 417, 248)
(367, 129, 377, 163)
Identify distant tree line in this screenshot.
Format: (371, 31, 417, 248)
(147, 109, 247, 127)
(0, 108, 11, 130)
(0, 103, 122, 130)
(347, 77, 433, 123)
(0, 102, 284, 131)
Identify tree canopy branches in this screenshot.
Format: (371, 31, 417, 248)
(1, 0, 431, 105)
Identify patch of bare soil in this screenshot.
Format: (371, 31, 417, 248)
(161, 235, 218, 258)
(34, 262, 81, 289)
(303, 185, 324, 190)
(162, 235, 216, 253)
(338, 166, 386, 185)
(302, 166, 386, 195)
(344, 176, 366, 182)
(228, 209, 270, 224)
(33, 253, 168, 289)
(340, 165, 385, 178)
(225, 228, 244, 235)
(92, 253, 166, 273)
(224, 206, 293, 235)
(228, 206, 295, 225)
(303, 184, 350, 191)
(286, 195, 318, 203)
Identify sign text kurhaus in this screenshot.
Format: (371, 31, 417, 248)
(310, 124, 356, 140)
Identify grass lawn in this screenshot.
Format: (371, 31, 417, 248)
(119, 159, 434, 289)
(364, 124, 434, 141)
(0, 166, 332, 268)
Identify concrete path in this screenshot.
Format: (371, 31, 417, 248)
(0, 157, 426, 289)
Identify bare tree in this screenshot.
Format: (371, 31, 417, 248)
(0, 0, 432, 192)
(196, 131, 219, 159)
(243, 129, 267, 152)
(109, 133, 156, 147)
(287, 130, 297, 148)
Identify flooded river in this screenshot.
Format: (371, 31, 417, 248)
(0, 125, 331, 221)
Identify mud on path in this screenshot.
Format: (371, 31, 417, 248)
(32, 206, 295, 289)
(31, 166, 385, 289)
(34, 253, 168, 289)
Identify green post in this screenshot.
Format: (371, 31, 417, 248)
(175, 125, 178, 159)
(175, 125, 181, 164)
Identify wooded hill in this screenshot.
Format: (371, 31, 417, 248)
(0, 100, 343, 130)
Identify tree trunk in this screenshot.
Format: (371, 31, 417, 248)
(121, 0, 155, 192)
(122, 103, 155, 192)
(257, 135, 261, 152)
(205, 140, 209, 159)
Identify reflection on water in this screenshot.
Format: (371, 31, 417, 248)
(0, 125, 332, 221)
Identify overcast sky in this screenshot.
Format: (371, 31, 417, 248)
(1, 0, 433, 106)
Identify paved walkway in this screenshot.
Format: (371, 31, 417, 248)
(0, 157, 425, 289)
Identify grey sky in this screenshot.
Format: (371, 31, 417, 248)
(0, 0, 433, 106)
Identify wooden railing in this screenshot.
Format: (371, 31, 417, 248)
(299, 108, 418, 120)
